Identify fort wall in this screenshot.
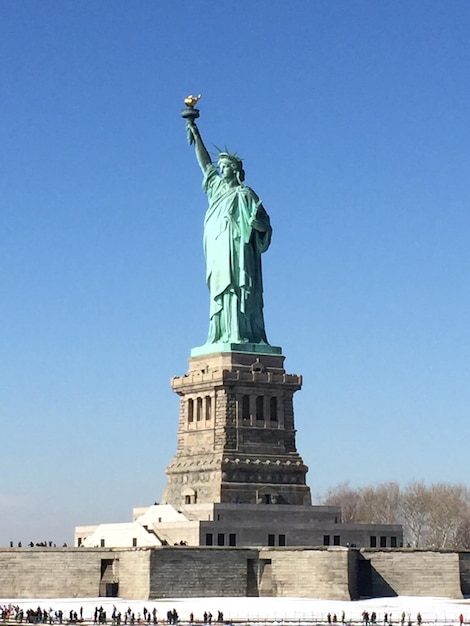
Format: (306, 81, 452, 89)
(118, 550, 151, 599)
(259, 547, 353, 599)
(459, 552, 470, 596)
(0, 549, 102, 598)
(361, 549, 463, 598)
(0, 547, 469, 600)
(149, 548, 256, 598)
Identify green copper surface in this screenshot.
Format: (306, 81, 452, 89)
(185, 109, 276, 354)
(190, 342, 282, 358)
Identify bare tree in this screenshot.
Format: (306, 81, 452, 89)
(425, 483, 470, 548)
(322, 482, 362, 523)
(399, 481, 432, 547)
(321, 480, 470, 550)
(359, 482, 401, 525)
(455, 516, 470, 549)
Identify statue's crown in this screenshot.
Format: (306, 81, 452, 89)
(218, 152, 243, 168)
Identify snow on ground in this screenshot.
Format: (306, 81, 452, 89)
(1, 597, 470, 624)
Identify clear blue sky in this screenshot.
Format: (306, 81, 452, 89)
(1, 0, 469, 546)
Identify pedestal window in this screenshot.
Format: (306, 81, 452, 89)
(270, 397, 278, 422)
(205, 396, 212, 420)
(242, 395, 250, 421)
(196, 397, 203, 421)
(256, 395, 264, 421)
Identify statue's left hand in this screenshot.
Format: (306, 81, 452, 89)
(250, 216, 265, 232)
(251, 204, 269, 232)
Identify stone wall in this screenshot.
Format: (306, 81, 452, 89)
(261, 547, 353, 599)
(149, 547, 257, 598)
(118, 550, 150, 599)
(0, 547, 469, 600)
(459, 552, 470, 596)
(0, 549, 102, 598)
(0, 548, 151, 600)
(361, 549, 463, 598)
(148, 546, 354, 600)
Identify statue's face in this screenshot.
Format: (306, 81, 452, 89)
(219, 159, 236, 180)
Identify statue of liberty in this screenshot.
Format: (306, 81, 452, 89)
(184, 102, 272, 348)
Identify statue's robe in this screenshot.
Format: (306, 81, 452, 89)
(202, 165, 272, 344)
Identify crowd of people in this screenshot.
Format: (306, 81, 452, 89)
(0, 604, 279, 625)
(0, 605, 466, 625)
(0, 607, 228, 625)
(359, 612, 465, 626)
(0, 606, 79, 623)
(6, 542, 68, 548)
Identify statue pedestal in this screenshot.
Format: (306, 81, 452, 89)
(161, 350, 311, 508)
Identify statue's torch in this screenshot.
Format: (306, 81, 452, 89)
(181, 94, 201, 144)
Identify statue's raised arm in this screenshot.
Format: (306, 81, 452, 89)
(181, 96, 273, 351)
(186, 120, 211, 174)
(181, 94, 211, 173)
